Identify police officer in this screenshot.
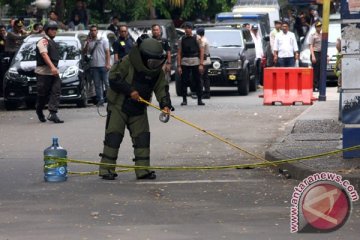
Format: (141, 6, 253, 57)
(309, 21, 322, 92)
(113, 25, 133, 63)
(177, 22, 205, 106)
(99, 37, 173, 180)
(35, 21, 64, 123)
(4, 19, 29, 63)
(151, 24, 172, 81)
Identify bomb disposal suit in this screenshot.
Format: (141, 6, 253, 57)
(99, 38, 172, 180)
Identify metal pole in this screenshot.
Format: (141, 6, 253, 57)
(319, 0, 331, 101)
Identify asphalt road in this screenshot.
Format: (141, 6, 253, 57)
(0, 85, 359, 240)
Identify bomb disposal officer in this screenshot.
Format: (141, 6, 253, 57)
(99, 37, 173, 180)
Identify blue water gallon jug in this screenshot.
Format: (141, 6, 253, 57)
(43, 137, 68, 182)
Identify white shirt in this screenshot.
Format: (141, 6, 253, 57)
(251, 31, 264, 59)
(273, 31, 298, 58)
(270, 28, 281, 52)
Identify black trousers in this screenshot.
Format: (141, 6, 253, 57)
(181, 65, 202, 98)
(201, 64, 210, 94)
(36, 74, 61, 113)
(311, 51, 321, 90)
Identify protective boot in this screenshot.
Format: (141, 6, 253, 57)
(99, 143, 121, 180)
(134, 159, 156, 180)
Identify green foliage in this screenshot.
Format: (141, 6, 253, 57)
(1, 0, 243, 22)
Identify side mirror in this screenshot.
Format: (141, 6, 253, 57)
(245, 42, 255, 49)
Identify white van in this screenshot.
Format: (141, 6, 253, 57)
(232, 0, 280, 28)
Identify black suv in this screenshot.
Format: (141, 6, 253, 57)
(3, 32, 88, 110)
(127, 19, 178, 79)
(176, 26, 257, 96)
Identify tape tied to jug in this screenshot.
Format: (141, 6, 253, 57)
(46, 144, 360, 175)
(56, 96, 360, 175)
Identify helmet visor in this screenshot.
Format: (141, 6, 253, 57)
(146, 58, 165, 70)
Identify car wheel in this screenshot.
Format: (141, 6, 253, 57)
(76, 87, 88, 108)
(238, 67, 250, 96)
(26, 101, 36, 109)
(4, 100, 18, 110)
(249, 72, 257, 92)
(175, 72, 182, 96)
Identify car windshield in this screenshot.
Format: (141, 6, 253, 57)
(206, 30, 243, 48)
(15, 40, 80, 62)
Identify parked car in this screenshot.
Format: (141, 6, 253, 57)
(214, 13, 270, 87)
(232, 0, 280, 28)
(176, 26, 257, 96)
(299, 16, 341, 83)
(127, 19, 178, 79)
(215, 12, 271, 37)
(3, 32, 89, 110)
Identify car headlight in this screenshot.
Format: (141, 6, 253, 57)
(61, 66, 79, 79)
(227, 60, 242, 68)
(6, 67, 22, 80)
(300, 49, 311, 65)
(212, 61, 221, 69)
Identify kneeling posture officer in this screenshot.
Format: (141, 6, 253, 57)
(99, 37, 173, 180)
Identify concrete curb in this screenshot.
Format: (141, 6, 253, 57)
(265, 100, 360, 190)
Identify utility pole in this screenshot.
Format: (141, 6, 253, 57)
(319, 0, 331, 101)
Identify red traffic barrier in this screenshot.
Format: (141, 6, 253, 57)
(263, 67, 314, 105)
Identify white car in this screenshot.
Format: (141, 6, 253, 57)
(299, 16, 341, 83)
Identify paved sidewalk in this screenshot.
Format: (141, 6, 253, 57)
(266, 88, 360, 189)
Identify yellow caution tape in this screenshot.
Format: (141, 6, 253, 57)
(139, 97, 274, 165)
(52, 97, 360, 175)
(46, 144, 360, 173)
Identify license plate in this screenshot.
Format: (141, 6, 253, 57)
(327, 64, 335, 70)
(208, 69, 221, 76)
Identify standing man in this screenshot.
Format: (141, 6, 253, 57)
(196, 27, 211, 99)
(273, 21, 299, 67)
(177, 22, 205, 106)
(35, 21, 64, 123)
(107, 16, 120, 36)
(0, 25, 7, 96)
(83, 25, 111, 106)
(250, 24, 264, 88)
(268, 20, 282, 67)
(113, 25, 133, 63)
(0, 25, 6, 54)
(48, 11, 68, 31)
(309, 21, 322, 92)
(70, 0, 88, 27)
(5, 20, 29, 63)
(98, 37, 173, 180)
(151, 24, 171, 81)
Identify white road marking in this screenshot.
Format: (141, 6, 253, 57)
(135, 179, 265, 185)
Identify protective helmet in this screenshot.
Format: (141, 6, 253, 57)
(136, 33, 150, 46)
(139, 38, 166, 70)
(44, 21, 58, 32)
